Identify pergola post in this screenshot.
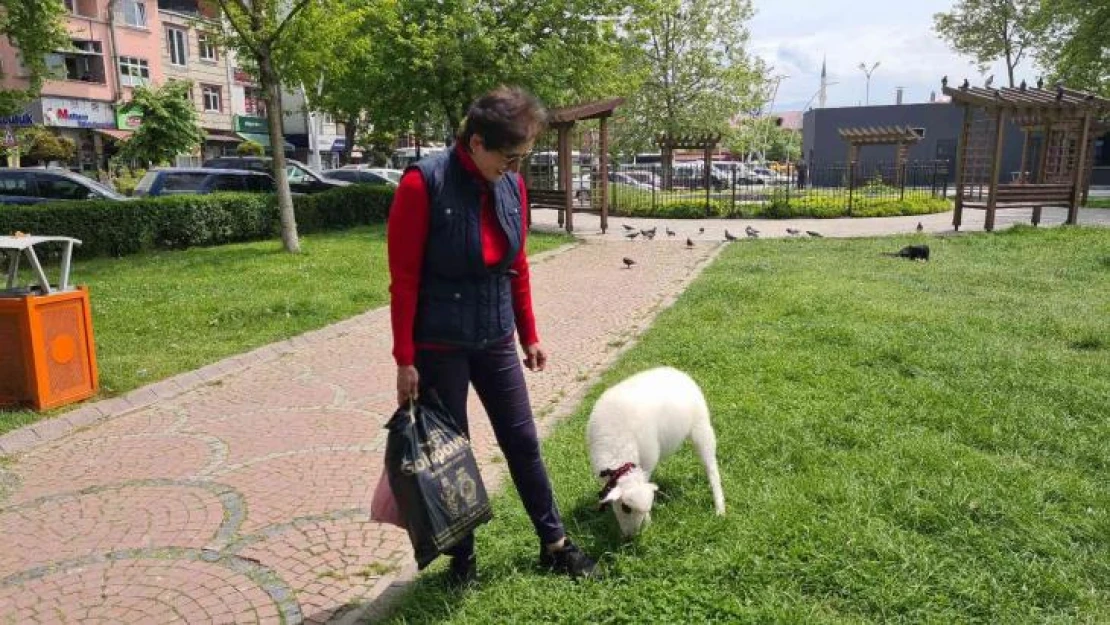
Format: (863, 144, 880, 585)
(599, 115, 610, 233)
(953, 105, 972, 231)
(1068, 113, 1092, 225)
(985, 108, 1007, 232)
(558, 124, 574, 233)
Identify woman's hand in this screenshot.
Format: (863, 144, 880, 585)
(396, 365, 419, 406)
(523, 343, 547, 372)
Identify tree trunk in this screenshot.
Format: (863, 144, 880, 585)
(343, 114, 358, 164)
(259, 50, 300, 253)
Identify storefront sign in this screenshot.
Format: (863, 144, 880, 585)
(234, 115, 268, 133)
(233, 68, 256, 85)
(0, 113, 33, 127)
(116, 106, 144, 130)
(39, 98, 115, 129)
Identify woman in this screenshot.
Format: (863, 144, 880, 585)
(387, 86, 597, 584)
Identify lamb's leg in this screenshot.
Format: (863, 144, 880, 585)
(690, 421, 726, 515)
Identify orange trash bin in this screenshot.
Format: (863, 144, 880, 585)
(0, 235, 99, 411)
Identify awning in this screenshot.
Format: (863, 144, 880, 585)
(235, 132, 295, 152)
(205, 130, 241, 144)
(95, 128, 132, 141)
(331, 138, 346, 152)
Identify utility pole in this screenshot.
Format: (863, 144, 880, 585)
(858, 61, 880, 106)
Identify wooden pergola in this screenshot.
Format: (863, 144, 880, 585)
(942, 78, 1110, 231)
(838, 126, 923, 187)
(525, 97, 624, 233)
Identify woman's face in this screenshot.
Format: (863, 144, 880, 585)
(468, 134, 533, 182)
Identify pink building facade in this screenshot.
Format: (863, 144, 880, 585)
(1, 0, 167, 171)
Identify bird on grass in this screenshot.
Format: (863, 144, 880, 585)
(686, 237, 694, 248)
(623, 257, 636, 269)
(622, 224, 635, 232)
(724, 230, 738, 241)
(786, 228, 801, 236)
(916, 222, 924, 233)
(666, 227, 676, 237)
(806, 230, 823, 238)
(745, 226, 760, 238)
(625, 231, 640, 240)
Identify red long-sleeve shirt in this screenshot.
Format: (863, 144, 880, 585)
(387, 145, 538, 366)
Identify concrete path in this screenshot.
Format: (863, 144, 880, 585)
(0, 240, 722, 624)
(532, 205, 1110, 241)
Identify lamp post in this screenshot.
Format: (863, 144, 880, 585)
(858, 61, 880, 106)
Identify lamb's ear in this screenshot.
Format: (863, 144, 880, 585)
(598, 486, 623, 507)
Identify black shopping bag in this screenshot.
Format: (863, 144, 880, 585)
(384, 393, 493, 569)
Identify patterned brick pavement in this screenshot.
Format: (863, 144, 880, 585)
(0, 239, 723, 624)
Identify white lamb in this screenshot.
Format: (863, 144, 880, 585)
(587, 366, 726, 537)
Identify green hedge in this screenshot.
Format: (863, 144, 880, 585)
(609, 184, 950, 219)
(0, 185, 394, 258)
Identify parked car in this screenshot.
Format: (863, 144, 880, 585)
(323, 168, 397, 187)
(609, 171, 658, 191)
(340, 165, 404, 184)
(0, 167, 126, 205)
(712, 161, 766, 185)
(202, 156, 349, 194)
(132, 168, 276, 197)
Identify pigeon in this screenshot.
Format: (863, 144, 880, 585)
(882, 245, 930, 262)
(686, 237, 694, 248)
(1020, 79, 1027, 91)
(623, 257, 637, 268)
(1056, 85, 1065, 101)
(725, 230, 738, 241)
(806, 230, 823, 238)
(698, 227, 705, 234)
(625, 231, 640, 240)
(786, 228, 800, 236)
(916, 222, 924, 232)
(941, 75, 948, 88)
(1037, 77, 1044, 89)
(666, 227, 676, 237)
(622, 224, 635, 231)
(960, 78, 969, 90)
(984, 74, 994, 89)
(745, 226, 760, 238)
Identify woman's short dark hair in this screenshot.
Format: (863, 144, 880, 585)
(459, 86, 548, 151)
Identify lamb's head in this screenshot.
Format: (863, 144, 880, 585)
(598, 469, 658, 537)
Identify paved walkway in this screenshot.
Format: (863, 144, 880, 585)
(0, 240, 723, 624)
(1, 207, 1105, 623)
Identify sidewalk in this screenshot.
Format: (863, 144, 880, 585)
(0, 239, 723, 624)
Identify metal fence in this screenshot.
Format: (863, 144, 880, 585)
(544, 160, 951, 218)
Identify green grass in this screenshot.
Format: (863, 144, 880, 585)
(0, 227, 573, 434)
(1085, 198, 1110, 209)
(382, 226, 1110, 624)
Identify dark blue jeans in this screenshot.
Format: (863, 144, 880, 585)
(415, 336, 565, 559)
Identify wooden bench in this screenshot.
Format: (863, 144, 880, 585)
(958, 183, 1076, 231)
(962, 183, 1073, 209)
(528, 189, 569, 211)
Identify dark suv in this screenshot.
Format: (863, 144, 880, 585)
(202, 156, 348, 194)
(133, 168, 276, 197)
(0, 168, 126, 204)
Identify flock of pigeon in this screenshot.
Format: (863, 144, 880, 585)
(619, 221, 929, 269)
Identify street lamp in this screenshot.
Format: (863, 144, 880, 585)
(858, 61, 880, 106)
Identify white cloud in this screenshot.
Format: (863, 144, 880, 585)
(747, 0, 1044, 111)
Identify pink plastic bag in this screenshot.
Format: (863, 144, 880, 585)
(370, 467, 407, 529)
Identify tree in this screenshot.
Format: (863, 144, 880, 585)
(116, 81, 205, 166)
(611, 0, 764, 164)
(933, 0, 1042, 88)
(376, 0, 633, 135)
(1035, 0, 1110, 96)
(726, 119, 800, 163)
(0, 0, 69, 115)
(15, 126, 75, 165)
(213, 0, 335, 253)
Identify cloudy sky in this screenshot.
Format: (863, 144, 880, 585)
(748, 0, 1045, 112)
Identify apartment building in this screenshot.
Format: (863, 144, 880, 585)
(281, 88, 346, 169)
(155, 0, 239, 164)
(0, 0, 166, 171)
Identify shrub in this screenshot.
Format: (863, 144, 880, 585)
(0, 185, 395, 259)
(237, 141, 264, 157)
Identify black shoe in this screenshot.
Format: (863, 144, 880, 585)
(447, 554, 476, 588)
(539, 539, 598, 579)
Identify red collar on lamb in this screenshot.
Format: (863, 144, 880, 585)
(597, 462, 637, 507)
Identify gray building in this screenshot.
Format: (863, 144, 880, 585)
(802, 102, 1110, 186)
